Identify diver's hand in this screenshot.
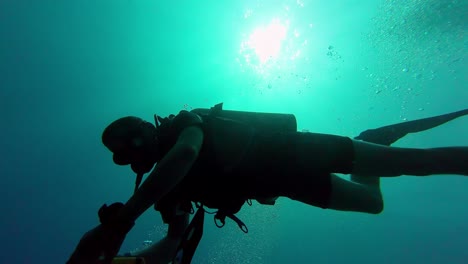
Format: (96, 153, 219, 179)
(67, 203, 135, 264)
(66, 224, 108, 264)
(66, 223, 130, 264)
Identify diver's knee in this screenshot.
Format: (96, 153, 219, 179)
(368, 196, 384, 214)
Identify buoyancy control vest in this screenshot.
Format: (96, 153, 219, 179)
(154, 103, 297, 221)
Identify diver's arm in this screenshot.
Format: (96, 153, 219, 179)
(132, 213, 189, 264)
(117, 126, 204, 223)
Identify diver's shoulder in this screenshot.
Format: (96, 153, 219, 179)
(174, 110, 203, 122)
(170, 110, 203, 132)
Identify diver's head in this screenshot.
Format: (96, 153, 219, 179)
(102, 116, 161, 175)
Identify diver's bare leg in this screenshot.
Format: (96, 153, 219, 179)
(328, 143, 468, 214)
(331, 109, 468, 213)
(328, 174, 383, 214)
(351, 140, 468, 177)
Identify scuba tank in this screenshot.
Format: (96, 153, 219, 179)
(191, 103, 297, 133)
(190, 103, 298, 175)
(191, 103, 296, 206)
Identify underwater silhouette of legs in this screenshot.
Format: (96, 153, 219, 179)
(328, 109, 468, 213)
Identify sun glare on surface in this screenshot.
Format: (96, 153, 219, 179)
(242, 19, 289, 64)
(235, 2, 328, 95)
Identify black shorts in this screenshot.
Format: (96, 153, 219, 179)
(237, 132, 355, 208)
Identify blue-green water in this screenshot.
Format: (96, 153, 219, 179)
(1, 0, 467, 263)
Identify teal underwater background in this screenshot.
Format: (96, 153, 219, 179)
(1, 0, 467, 263)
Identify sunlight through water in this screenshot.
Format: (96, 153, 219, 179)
(242, 19, 289, 64)
(236, 1, 318, 94)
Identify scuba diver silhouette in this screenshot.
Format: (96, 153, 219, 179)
(67, 104, 467, 264)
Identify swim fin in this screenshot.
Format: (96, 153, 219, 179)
(354, 109, 468, 146)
